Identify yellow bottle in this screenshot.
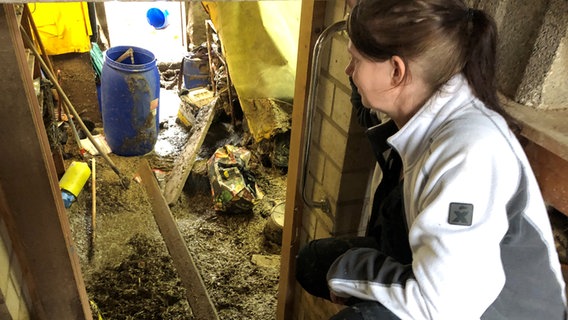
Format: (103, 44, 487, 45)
(59, 161, 91, 208)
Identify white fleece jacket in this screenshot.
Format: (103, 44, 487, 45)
(327, 75, 567, 320)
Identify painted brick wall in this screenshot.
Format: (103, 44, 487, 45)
(0, 220, 31, 320)
(301, 0, 374, 238)
(293, 0, 375, 319)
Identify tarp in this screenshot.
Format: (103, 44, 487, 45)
(202, 1, 301, 141)
(30, 2, 92, 55)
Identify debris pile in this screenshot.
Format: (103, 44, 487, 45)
(208, 145, 262, 213)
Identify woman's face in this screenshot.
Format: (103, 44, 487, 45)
(345, 40, 397, 114)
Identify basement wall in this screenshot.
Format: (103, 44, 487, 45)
(293, 1, 375, 318)
(0, 218, 31, 320)
(292, 0, 568, 319)
(473, 0, 568, 110)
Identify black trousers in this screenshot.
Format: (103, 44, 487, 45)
(296, 237, 401, 320)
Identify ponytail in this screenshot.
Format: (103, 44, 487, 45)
(463, 9, 520, 132)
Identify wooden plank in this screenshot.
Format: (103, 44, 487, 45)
(162, 101, 217, 205)
(525, 141, 568, 216)
(0, 4, 91, 319)
(276, 1, 327, 319)
(503, 97, 568, 162)
(502, 97, 568, 216)
(138, 160, 219, 320)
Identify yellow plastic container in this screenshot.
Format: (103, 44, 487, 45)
(59, 161, 91, 197)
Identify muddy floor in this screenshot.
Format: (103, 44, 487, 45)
(53, 52, 286, 320)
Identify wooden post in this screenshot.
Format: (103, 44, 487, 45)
(162, 100, 217, 205)
(276, 0, 326, 319)
(0, 4, 92, 319)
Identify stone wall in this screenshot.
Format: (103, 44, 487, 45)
(475, 0, 568, 110)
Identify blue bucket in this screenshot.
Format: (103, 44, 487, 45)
(183, 56, 210, 89)
(101, 46, 160, 156)
(146, 8, 169, 30)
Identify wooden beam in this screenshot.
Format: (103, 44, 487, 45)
(502, 96, 568, 216)
(276, 1, 327, 319)
(525, 141, 568, 216)
(503, 97, 568, 163)
(162, 101, 217, 205)
(138, 160, 219, 320)
(0, 4, 91, 319)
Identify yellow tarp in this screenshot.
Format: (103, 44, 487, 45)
(30, 2, 92, 55)
(203, 1, 301, 141)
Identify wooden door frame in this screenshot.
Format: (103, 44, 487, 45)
(276, 1, 326, 318)
(0, 4, 91, 319)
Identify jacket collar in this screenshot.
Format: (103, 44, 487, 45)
(387, 74, 476, 168)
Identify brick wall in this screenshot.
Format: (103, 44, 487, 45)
(293, 1, 375, 318)
(0, 219, 31, 320)
(301, 0, 374, 239)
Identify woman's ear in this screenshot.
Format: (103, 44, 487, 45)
(390, 56, 406, 86)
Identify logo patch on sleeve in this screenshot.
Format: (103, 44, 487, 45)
(448, 203, 473, 226)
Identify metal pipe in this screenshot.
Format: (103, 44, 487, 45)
(301, 20, 346, 214)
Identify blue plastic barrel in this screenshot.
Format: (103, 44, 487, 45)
(183, 56, 210, 89)
(101, 46, 160, 156)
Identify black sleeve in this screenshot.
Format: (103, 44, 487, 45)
(350, 77, 381, 128)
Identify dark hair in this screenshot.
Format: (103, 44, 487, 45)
(348, 0, 518, 130)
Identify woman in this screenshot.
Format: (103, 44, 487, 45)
(296, 0, 567, 319)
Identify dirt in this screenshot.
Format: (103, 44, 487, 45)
(52, 52, 287, 320)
